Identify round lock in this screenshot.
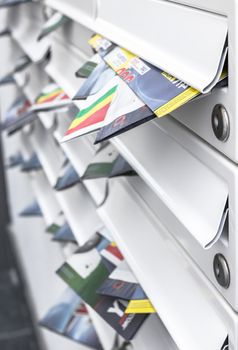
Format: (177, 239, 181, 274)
(213, 254, 230, 288)
(211, 104, 230, 142)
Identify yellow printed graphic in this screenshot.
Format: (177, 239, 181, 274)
(88, 34, 103, 49)
(125, 299, 156, 314)
(155, 87, 200, 118)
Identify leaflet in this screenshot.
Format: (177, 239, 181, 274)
(19, 199, 42, 217)
(38, 12, 68, 41)
(40, 288, 102, 349)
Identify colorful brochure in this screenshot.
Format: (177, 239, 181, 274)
(19, 199, 42, 217)
(67, 59, 154, 143)
(6, 152, 23, 168)
(38, 12, 68, 41)
(21, 153, 42, 172)
(33, 83, 71, 112)
(89, 34, 227, 118)
(57, 239, 147, 339)
(75, 54, 101, 79)
(1, 84, 71, 133)
(54, 161, 80, 191)
(52, 222, 77, 243)
(94, 80, 154, 143)
(62, 76, 119, 142)
(40, 288, 102, 349)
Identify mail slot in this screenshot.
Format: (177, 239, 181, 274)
(97, 176, 237, 350)
(109, 113, 238, 312)
(5, 2, 50, 62)
(94, 0, 238, 164)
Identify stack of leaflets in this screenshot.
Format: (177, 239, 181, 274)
(0, 0, 32, 7)
(56, 230, 152, 340)
(19, 199, 42, 217)
(21, 153, 42, 172)
(39, 288, 103, 349)
(5, 152, 23, 168)
(54, 160, 80, 191)
(82, 144, 136, 180)
(1, 83, 71, 133)
(37, 11, 68, 41)
(61, 34, 227, 144)
(0, 55, 31, 86)
(52, 221, 77, 244)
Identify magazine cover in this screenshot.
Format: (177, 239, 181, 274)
(62, 76, 119, 142)
(19, 199, 42, 217)
(5, 152, 23, 168)
(54, 161, 80, 191)
(52, 222, 77, 243)
(38, 11, 68, 41)
(57, 239, 147, 340)
(75, 54, 101, 79)
(40, 288, 103, 349)
(89, 34, 227, 119)
(21, 153, 42, 172)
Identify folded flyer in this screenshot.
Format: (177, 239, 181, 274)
(57, 238, 147, 340)
(33, 83, 72, 112)
(74, 58, 115, 99)
(54, 161, 80, 191)
(62, 76, 119, 142)
(21, 153, 42, 172)
(46, 214, 65, 234)
(83, 145, 136, 180)
(40, 288, 103, 349)
(89, 34, 227, 119)
(6, 152, 23, 168)
(94, 81, 154, 143)
(0, 55, 31, 86)
(19, 199, 42, 217)
(0, 28, 11, 37)
(38, 11, 68, 41)
(1, 83, 71, 132)
(75, 54, 101, 79)
(52, 222, 77, 243)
